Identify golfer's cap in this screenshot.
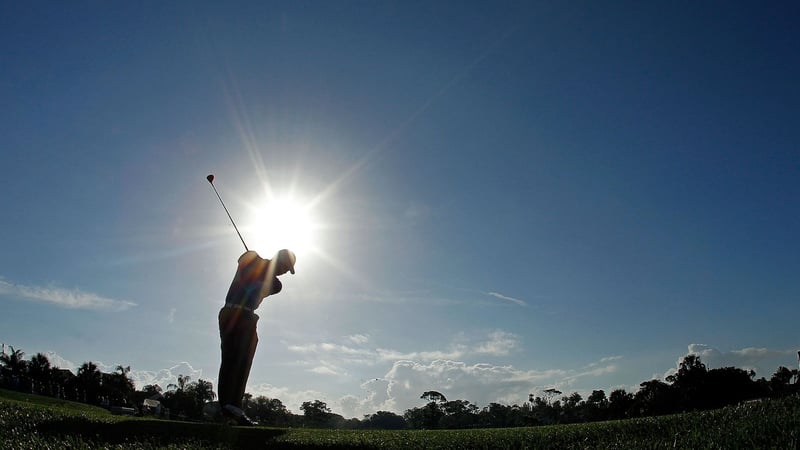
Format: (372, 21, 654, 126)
(276, 249, 296, 274)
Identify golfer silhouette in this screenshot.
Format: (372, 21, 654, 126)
(217, 248, 296, 425)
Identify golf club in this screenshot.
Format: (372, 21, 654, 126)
(206, 174, 249, 251)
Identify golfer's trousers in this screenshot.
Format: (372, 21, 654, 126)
(218, 306, 259, 409)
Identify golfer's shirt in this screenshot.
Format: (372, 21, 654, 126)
(225, 251, 282, 311)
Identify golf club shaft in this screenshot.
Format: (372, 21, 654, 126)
(208, 178, 249, 252)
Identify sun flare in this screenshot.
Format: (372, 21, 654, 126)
(247, 196, 318, 259)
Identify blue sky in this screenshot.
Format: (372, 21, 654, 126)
(1, 1, 798, 417)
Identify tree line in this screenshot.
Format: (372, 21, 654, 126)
(400, 355, 800, 429)
(1, 346, 798, 429)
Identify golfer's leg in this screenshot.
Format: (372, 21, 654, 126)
(217, 309, 238, 408)
(218, 340, 233, 407)
(232, 327, 258, 409)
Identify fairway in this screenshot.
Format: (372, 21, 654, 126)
(2, 389, 799, 449)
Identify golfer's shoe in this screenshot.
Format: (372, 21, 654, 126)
(222, 404, 258, 426)
(235, 413, 258, 426)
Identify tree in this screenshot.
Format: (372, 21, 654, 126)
(528, 389, 565, 425)
(142, 384, 163, 397)
(103, 365, 135, 406)
(421, 402, 445, 429)
(770, 366, 798, 397)
(666, 354, 708, 411)
(479, 402, 533, 428)
(163, 374, 192, 418)
(404, 403, 444, 429)
(608, 388, 634, 419)
(528, 395, 557, 425)
(541, 388, 562, 405)
(52, 367, 78, 400)
(361, 411, 407, 429)
(480, 403, 510, 428)
(326, 412, 357, 429)
(246, 396, 292, 426)
(439, 399, 479, 429)
(706, 366, 763, 407)
(412, 390, 449, 429)
(27, 353, 53, 395)
(167, 374, 191, 393)
(76, 362, 102, 404)
(634, 379, 676, 416)
(585, 390, 608, 422)
(188, 379, 216, 404)
(301, 400, 332, 427)
(0, 346, 28, 389)
(587, 389, 607, 405)
(162, 375, 215, 420)
(560, 392, 584, 423)
(478, 403, 499, 428)
(420, 391, 447, 403)
(401, 391, 452, 430)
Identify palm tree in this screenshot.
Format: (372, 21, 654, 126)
(165, 374, 194, 419)
(77, 362, 102, 404)
(104, 365, 135, 406)
(0, 346, 28, 390)
(28, 353, 53, 395)
(167, 374, 191, 392)
(51, 366, 77, 400)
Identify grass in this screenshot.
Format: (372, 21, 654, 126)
(2, 388, 799, 449)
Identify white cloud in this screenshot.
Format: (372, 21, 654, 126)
(376, 348, 466, 362)
(286, 342, 378, 366)
(285, 330, 522, 366)
(354, 356, 620, 415)
(168, 308, 177, 324)
(383, 360, 549, 412)
(336, 378, 394, 418)
(0, 278, 136, 311)
(474, 331, 519, 356)
(43, 351, 76, 371)
(280, 330, 603, 417)
(585, 355, 623, 369)
(310, 366, 341, 376)
(338, 394, 366, 418)
(486, 291, 527, 307)
(346, 334, 370, 345)
(599, 355, 623, 363)
(246, 383, 325, 414)
(129, 362, 205, 390)
(307, 360, 348, 377)
(576, 364, 618, 378)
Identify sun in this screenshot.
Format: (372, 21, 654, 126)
(247, 196, 318, 258)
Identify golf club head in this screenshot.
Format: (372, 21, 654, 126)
(207, 174, 215, 183)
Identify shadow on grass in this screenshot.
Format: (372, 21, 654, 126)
(37, 417, 288, 448)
